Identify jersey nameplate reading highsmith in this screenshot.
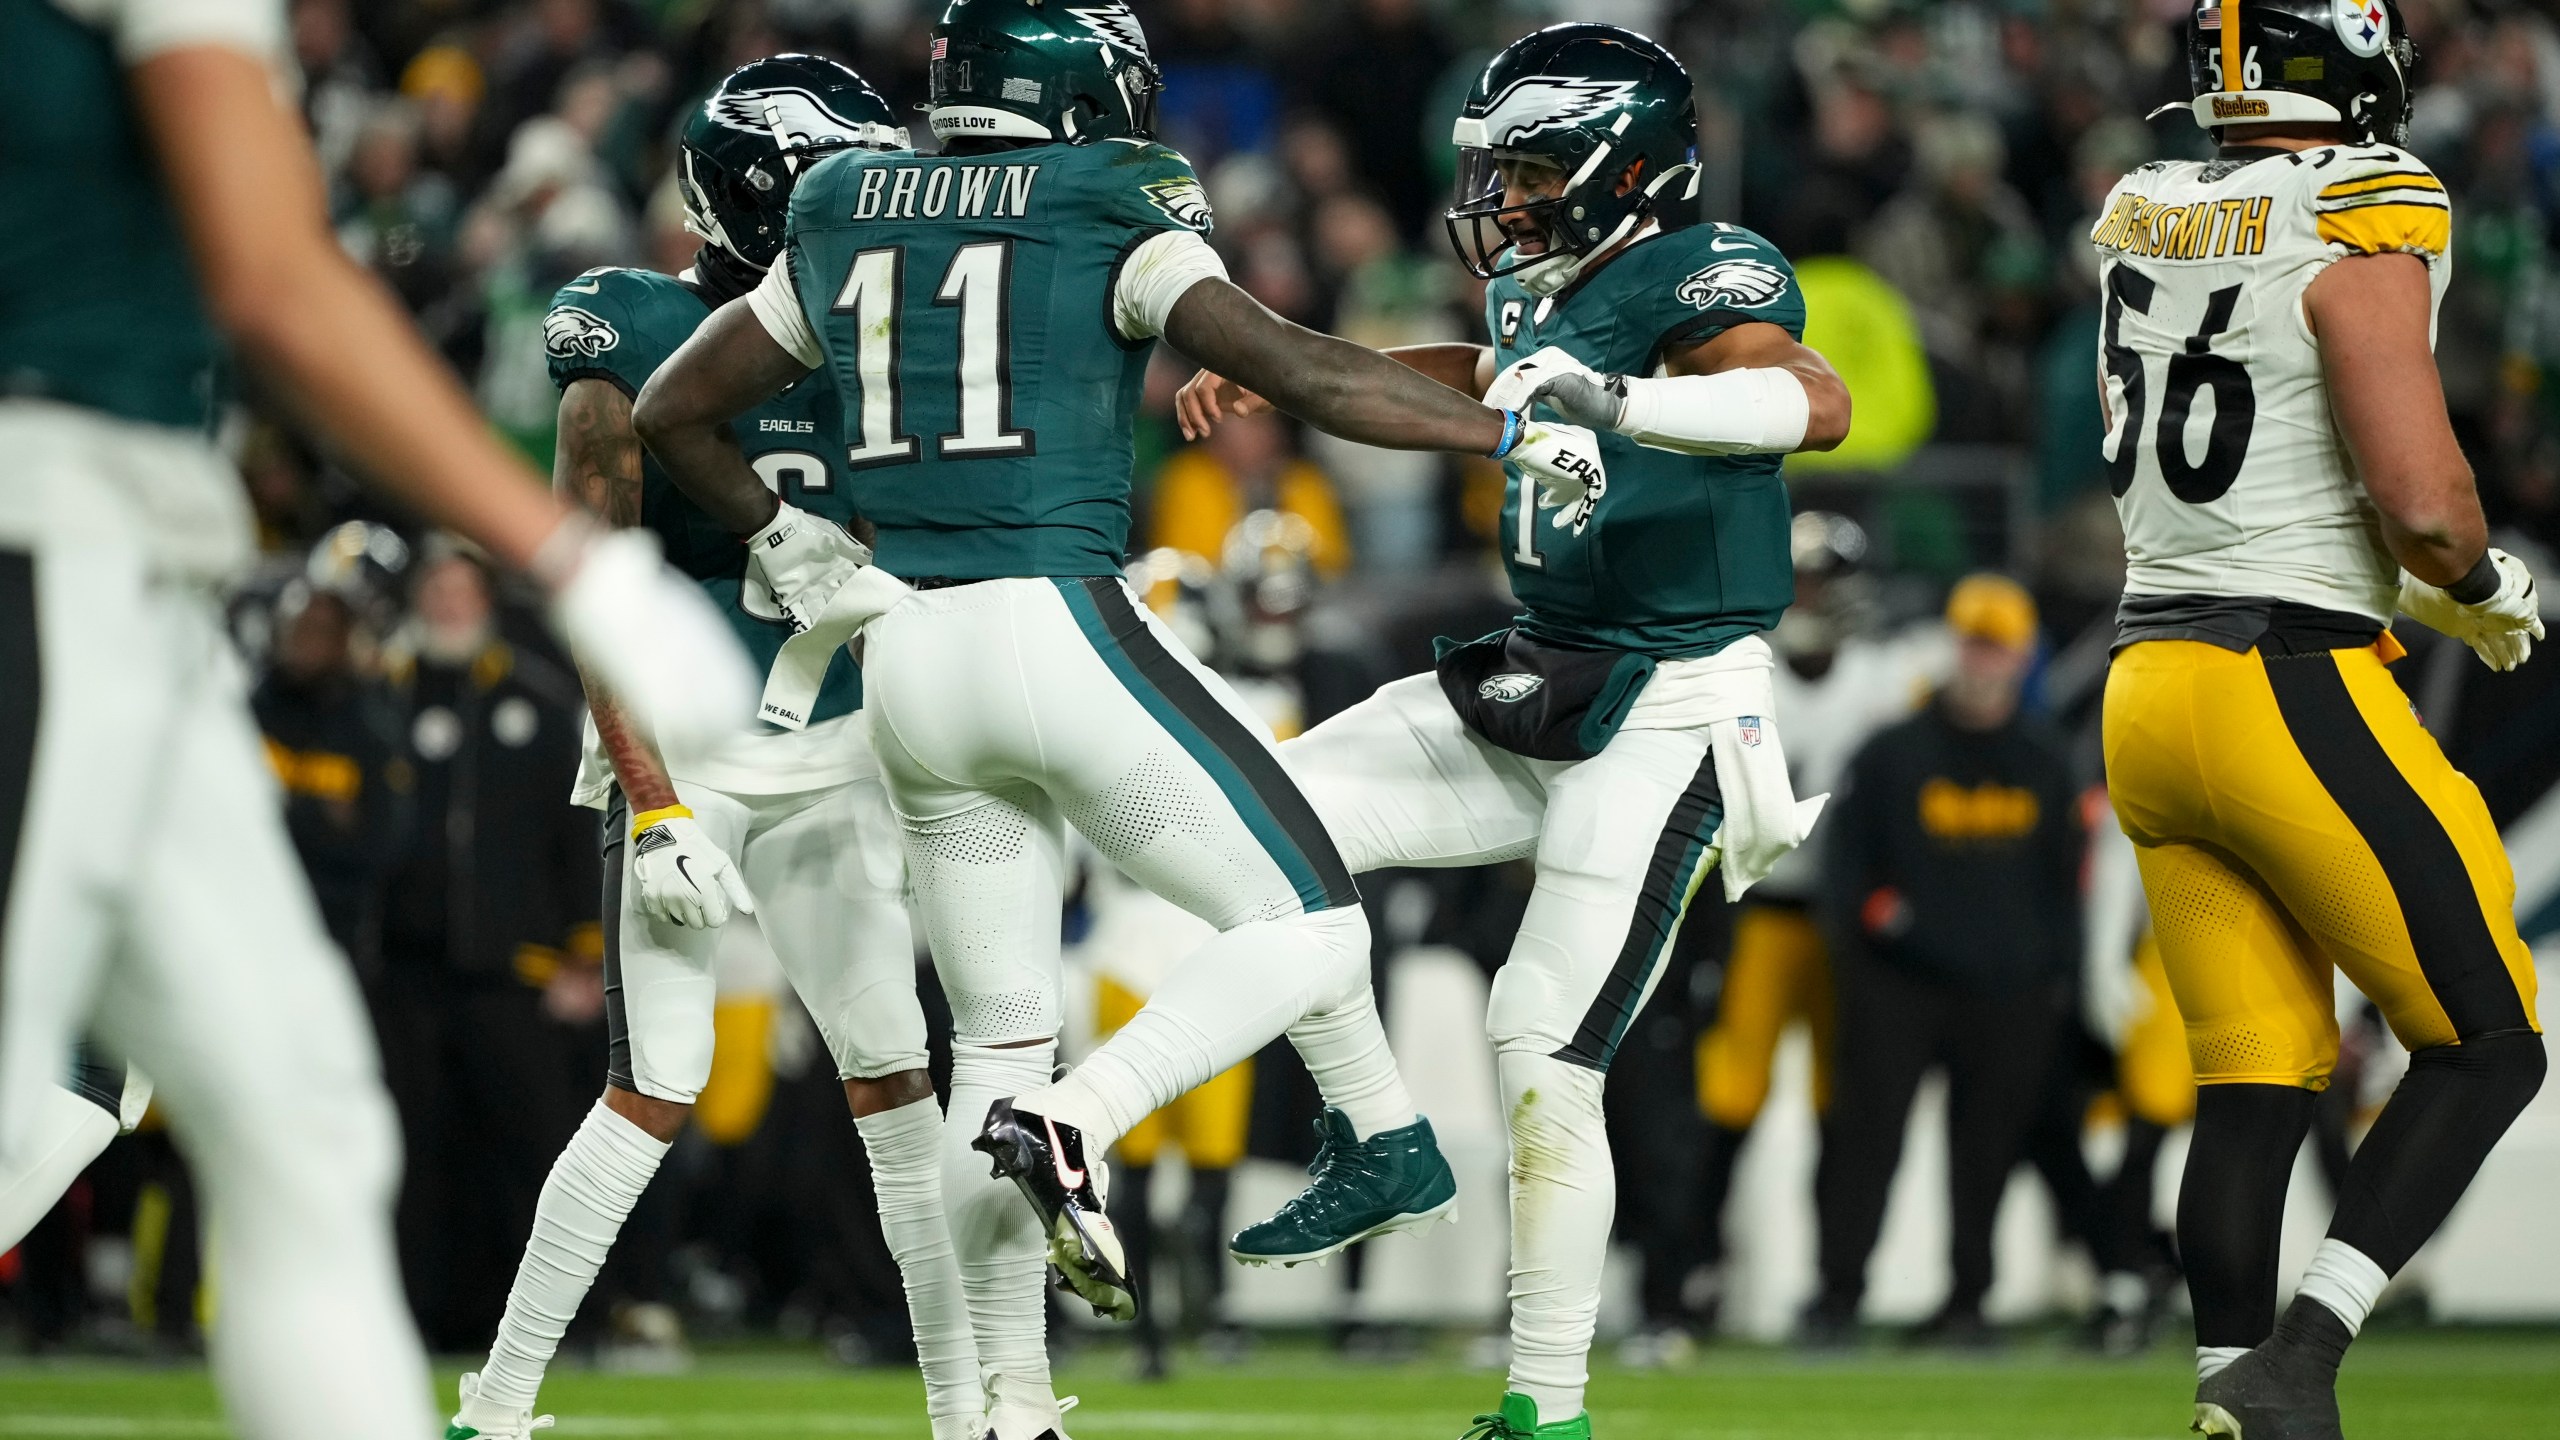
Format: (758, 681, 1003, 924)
(2091, 192, 2272, 260)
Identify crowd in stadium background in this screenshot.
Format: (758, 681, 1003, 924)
(12, 0, 2560, 1378)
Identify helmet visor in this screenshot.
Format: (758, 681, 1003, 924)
(1444, 149, 1578, 280)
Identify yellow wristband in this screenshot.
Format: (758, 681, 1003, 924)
(630, 803, 693, 838)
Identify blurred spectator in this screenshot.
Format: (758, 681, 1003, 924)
(1808, 574, 2083, 1347)
(251, 579, 411, 974)
(375, 545, 602, 1349)
(1150, 411, 1351, 577)
(1295, 0, 1455, 240)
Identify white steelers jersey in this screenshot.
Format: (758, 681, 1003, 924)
(2089, 143, 2452, 623)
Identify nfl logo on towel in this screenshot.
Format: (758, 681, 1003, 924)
(1738, 716, 1764, 746)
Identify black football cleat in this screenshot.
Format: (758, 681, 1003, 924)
(2192, 1299, 2350, 1440)
(973, 1099, 1137, 1322)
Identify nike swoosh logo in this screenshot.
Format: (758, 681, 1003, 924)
(675, 856, 697, 890)
(1046, 1118, 1086, 1193)
(563, 279, 601, 293)
(1710, 236, 1754, 251)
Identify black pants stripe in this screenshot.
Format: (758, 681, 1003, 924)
(0, 551, 36, 969)
(1555, 753, 1722, 1072)
(2262, 652, 2531, 1038)
(599, 792, 636, 1092)
(1074, 577, 1360, 911)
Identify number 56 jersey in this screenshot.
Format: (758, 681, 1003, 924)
(2090, 143, 2451, 626)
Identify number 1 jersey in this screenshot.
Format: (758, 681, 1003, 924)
(769, 138, 1215, 581)
(2091, 144, 2451, 624)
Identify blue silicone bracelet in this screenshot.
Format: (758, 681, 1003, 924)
(1489, 409, 1524, 460)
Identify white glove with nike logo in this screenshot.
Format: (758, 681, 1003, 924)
(747, 501, 875, 632)
(630, 805, 754, 929)
(2398, 549, 2543, 672)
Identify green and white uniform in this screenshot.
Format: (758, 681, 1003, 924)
(540, 265, 924, 1102)
(745, 136, 1371, 1070)
(0, 3, 433, 1436)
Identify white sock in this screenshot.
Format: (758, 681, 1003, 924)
(2295, 1238, 2390, 1337)
(471, 1101, 671, 1418)
(2198, 1345, 2250, 1380)
(0, 1084, 120, 1251)
(1500, 1050, 1611, 1423)
(857, 1096, 980, 1432)
(1287, 987, 1418, 1141)
(1022, 907, 1369, 1151)
(946, 1039, 1059, 1418)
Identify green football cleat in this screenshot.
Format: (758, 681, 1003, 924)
(1228, 1107, 1457, 1267)
(1462, 1392, 1590, 1440)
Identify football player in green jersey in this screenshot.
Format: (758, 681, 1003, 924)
(448, 58, 983, 1440)
(0, 3, 750, 1437)
(633, 4, 1607, 1434)
(1180, 24, 1851, 1440)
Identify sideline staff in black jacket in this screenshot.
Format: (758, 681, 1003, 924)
(1804, 574, 2084, 1343)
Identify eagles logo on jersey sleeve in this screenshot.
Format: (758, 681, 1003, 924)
(1108, 141, 1215, 237)
(543, 267, 698, 398)
(1647, 225, 1807, 358)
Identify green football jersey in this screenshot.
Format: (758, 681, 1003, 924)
(544, 266, 861, 727)
(0, 0, 225, 430)
(781, 138, 1210, 579)
(1488, 223, 1805, 659)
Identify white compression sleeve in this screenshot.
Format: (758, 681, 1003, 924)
(470, 1101, 672, 1418)
(1614, 367, 1810, 455)
(945, 1040, 1062, 1425)
(856, 1098, 981, 1437)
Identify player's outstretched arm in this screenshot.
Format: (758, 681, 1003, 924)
(1662, 322, 1852, 453)
(554, 379, 680, 816)
(632, 300, 814, 537)
(132, 44, 756, 747)
(2307, 253, 2484, 587)
(1174, 344, 1492, 440)
(1504, 321, 1851, 458)
(1160, 280, 1508, 455)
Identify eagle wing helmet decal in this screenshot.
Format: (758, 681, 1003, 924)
(1475, 75, 1639, 147)
(704, 86, 872, 152)
(1066, 4, 1152, 59)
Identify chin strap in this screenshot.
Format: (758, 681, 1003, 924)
(691, 244, 762, 307)
(1517, 212, 1650, 298)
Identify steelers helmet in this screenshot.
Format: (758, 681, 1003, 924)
(679, 55, 908, 273)
(2177, 0, 2415, 146)
(927, 0, 1163, 146)
(1446, 23, 1699, 294)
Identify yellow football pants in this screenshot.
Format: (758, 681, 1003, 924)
(1096, 976, 1252, 1168)
(2103, 639, 2539, 1089)
(1696, 903, 1835, 1128)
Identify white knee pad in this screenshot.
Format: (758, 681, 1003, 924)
(830, 981, 933, 1081)
(1286, 903, 1375, 1016)
(1485, 932, 1574, 1057)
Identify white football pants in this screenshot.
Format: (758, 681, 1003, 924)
(0, 402, 433, 1439)
(600, 729, 925, 1100)
(1284, 672, 1729, 1415)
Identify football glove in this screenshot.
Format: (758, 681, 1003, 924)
(629, 806, 755, 929)
(1483, 344, 1595, 416)
(1509, 419, 1610, 533)
(746, 501, 874, 632)
(547, 526, 757, 757)
(2397, 549, 2543, 672)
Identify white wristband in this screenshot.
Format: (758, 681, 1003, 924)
(1615, 367, 1811, 456)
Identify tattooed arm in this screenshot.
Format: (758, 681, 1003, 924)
(556, 378, 682, 815)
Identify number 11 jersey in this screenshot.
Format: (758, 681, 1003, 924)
(2091, 143, 2451, 626)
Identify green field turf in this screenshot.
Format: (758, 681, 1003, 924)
(0, 1332, 2553, 1438)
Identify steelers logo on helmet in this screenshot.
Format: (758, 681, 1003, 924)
(2333, 0, 2389, 56)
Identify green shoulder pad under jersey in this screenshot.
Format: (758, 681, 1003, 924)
(1485, 223, 1805, 659)
(780, 138, 1208, 579)
(543, 266, 862, 729)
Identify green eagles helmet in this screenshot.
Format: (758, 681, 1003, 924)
(926, 0, 1162, 146)
(2175, 0, 2415, 146)
(679, 54, 909, 274)
(1446, 23, 1700, 294)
